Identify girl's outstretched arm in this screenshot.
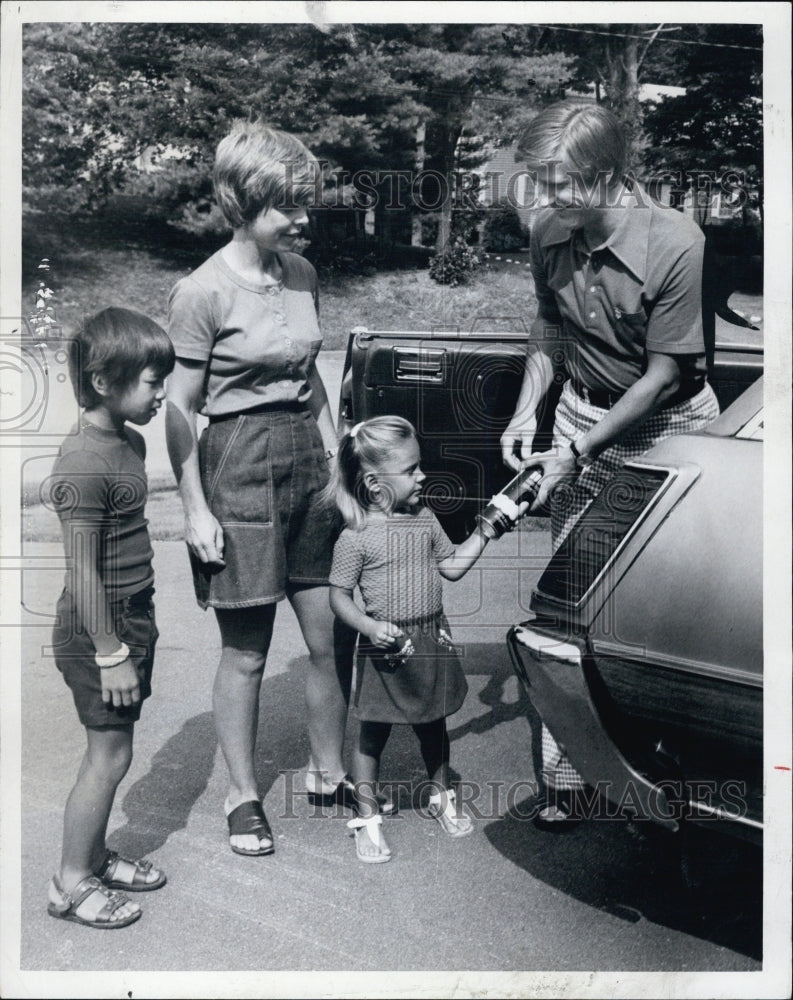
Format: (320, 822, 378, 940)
(437, 496, 528, 581)
(329, 586, 403, 648)
(436, 524, 490, 582)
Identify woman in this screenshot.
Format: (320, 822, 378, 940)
(502, 103, 720, 828)
(166, 120, 356, 856)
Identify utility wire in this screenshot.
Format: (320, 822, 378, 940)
(533, 24, 763, 52)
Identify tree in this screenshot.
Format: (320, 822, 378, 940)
(22, 21, 572, 253)
(642, 24, 763, 224)
(501, 22, 691, 165)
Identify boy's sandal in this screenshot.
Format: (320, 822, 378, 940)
(95, 850, 167, 892)
(427, 789, 474, 838)
(227, 800, 275, 856)
(47, 874, 141, 929)
(347, 814, 392, 864)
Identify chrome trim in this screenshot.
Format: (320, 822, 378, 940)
(588, 641, 763, 689)
(513, 628, 582, 663)
(354, 328, 530, 343)
(687, 798, 763, 829)
(535, 461, 701, 612)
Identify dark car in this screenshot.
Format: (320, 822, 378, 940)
(508, 376, 764, 844)
(340, 329, 764, 843)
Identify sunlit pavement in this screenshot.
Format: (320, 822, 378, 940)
(17, 528, 762, 977)
(11, 346, 763, 982)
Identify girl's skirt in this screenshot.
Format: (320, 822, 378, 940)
(352, 611, 468, 724)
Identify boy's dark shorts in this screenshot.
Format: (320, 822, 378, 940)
(52, 587, 158, 727)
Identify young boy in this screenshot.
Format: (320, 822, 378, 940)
(46, 307, 174, 928)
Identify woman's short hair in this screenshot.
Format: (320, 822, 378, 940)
(69, 307, 175, 408)
(516, 102, 627, 185)
(213, 120, 319, 227)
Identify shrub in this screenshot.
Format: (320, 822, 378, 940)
(429, 236, 485, 287)
(482, 199, 527, 252)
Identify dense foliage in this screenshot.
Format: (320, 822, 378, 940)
(22, 19, 764, 279)
(23, 23, 570, 239)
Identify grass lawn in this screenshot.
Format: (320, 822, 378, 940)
(20, 220, 540, 542)
(22, 219, 537, 349)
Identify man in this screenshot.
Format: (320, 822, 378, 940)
(502, 102, 719, 827)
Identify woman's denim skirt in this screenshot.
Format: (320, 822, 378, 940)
(190, 405, 340, 609)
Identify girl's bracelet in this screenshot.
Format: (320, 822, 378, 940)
(95, 642, 130, 668)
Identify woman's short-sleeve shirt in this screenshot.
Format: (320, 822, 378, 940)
(329, 507, 455, 623)
(167, 250, 321, 417)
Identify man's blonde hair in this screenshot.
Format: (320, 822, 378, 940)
(517, 102, 627, 186)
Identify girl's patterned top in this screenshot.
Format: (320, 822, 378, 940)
(329, 506, 454, 623)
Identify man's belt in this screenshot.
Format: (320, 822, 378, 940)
(569, 377, 706, 410)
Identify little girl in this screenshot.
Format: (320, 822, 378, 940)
(326, 416, 524, 863)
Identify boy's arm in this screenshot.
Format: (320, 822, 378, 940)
(63, 519, 141, 708)
(329, 585, 402, 648)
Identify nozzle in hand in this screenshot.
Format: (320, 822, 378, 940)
(476, 465, 543, 539)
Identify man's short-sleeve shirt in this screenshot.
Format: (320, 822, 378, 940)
(529, 191, 707, 394)
(168, 249, 322, 417)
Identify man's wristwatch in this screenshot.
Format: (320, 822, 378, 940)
(568, 439, 593, 470)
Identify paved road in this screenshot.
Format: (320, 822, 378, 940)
(8, 345, 765, 993)
(15, 530, 762, 981)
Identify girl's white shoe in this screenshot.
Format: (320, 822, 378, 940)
(427, 788, 474, 837)
(347, 813, 392, 863)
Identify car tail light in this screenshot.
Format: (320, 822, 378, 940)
(534, 466, 670, 607)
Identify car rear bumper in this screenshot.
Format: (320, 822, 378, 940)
(508, 622, 680, 831)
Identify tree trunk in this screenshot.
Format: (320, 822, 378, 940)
(435, 124, 461, 252)
(411, 121, 426, 247)
(605, 25, 645, 168)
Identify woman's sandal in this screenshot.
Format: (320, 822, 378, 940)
(226, 800, 275, 856)
(47, 874, 141, 929)
(95, 850, 167, 892)
(306, 772, 397, 816)
(427, 789, 474, 838)
(347, 814, 392, 864)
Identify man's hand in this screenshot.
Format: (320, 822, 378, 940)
(500, 422, 538, 473)
(101, 658, 141, 708)
(520, 447, 579, 512)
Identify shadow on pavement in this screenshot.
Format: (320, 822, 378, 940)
(110, 653, 318, 859)
(483, 797, 762, 961)
(111, 712, 218, 859)
(448, 642, 545, 785)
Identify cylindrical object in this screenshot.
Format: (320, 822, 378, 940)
(476, 465, 544, 539)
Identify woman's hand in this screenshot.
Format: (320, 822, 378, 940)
(185, 507, 226, 566)
(100, 658, 141, 708)
(365, 620, 404, 649)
